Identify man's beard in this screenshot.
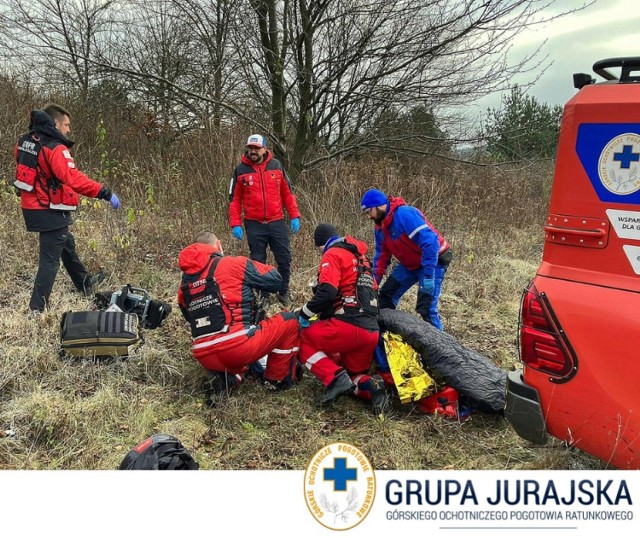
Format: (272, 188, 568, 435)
(373, 209, 386, 224)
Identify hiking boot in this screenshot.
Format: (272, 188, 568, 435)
(277, 293, 292, 308)
(316, 371, 355, 406)
(265, 377, 295, 391)
(370, 374, 390, 416)
(81, 270, 107, 296)
(245, 358, 266, 380)
(203, 371, 240, 407)
(29, 309, 44, 321)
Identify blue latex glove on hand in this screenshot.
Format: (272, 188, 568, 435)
(232, 226, 244, 240)
(290, 218, 300, 234)
(109, 192, 120, 209)
(295, 309, 311, 328)
(419, 277, 435, 296)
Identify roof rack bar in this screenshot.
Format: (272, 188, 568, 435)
(593, 57, 640, 82)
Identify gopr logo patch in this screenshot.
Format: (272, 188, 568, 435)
(576, 124, 640, 204)
(304, 442, 376, 530)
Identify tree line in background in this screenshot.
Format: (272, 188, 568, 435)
(0, 0, 575, 175)
(482, 86, 563, 162)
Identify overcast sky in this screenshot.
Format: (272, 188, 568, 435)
(470, 0, 639, 118)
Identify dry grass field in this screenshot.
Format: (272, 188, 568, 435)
(0, 156, 607, 470)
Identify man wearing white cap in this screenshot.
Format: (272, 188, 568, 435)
(229, 134, 301, 307)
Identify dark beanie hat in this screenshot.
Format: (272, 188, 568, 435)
(360, 189, 388, 210)
(313, 223, 339, 247)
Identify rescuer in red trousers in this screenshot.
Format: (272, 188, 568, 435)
(178, 231, 300, 406)
(297, 224, 389, 415)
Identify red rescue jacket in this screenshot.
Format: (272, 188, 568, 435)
(302, 236, 379, 331)
(15, 110, 104, 232)
(228, 150, 301, 226)
(178, 242, 283, 348)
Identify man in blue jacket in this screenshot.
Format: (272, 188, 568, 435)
(361, 189, 452, 330)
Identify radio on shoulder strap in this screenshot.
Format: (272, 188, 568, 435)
(14, 133, 41, 192)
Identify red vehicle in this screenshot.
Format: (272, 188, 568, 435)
(505, 57, 640, 469)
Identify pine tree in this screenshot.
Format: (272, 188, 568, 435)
(482, 86, 563, 162)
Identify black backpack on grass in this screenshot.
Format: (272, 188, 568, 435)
(119, 434, 199, 470)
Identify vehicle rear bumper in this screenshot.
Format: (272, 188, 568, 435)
(504, 369, 548, 445)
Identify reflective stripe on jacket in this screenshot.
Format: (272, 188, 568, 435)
(373, 196, 449, 280)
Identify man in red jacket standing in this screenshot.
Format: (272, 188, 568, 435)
(14, 104, 121, 313)
(178, 231, 301, 407)
(229, 134, 301, 307)
(297, 224, 389, 415)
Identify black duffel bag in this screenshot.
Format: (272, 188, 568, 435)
(119, 434, 199, 470)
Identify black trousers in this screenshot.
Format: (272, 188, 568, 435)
(29, 227, 90, 311)
(245, 219, 291, 295)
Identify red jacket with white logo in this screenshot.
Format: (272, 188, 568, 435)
(15, 110, 105, 232)
(178, 242, 283, 337)
(228, 150, 301, 226)
(301, 236, 379, 331)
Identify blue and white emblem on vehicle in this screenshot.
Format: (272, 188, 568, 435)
(576, 124, 640, 203)
(598, 133, 640, 195)
(304, 442, 376, 530)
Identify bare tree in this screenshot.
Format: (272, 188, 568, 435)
(238, 0, 588, 171)
(170, 0, 236, 129)
(120, 1, 198, 154)
(0, 0, 118, 99)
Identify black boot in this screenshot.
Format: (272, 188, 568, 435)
(81, 270, 107, 296)
(316, 371, 355, 406)
(204, 371, 240, 407)
(369, 374, 390, 416)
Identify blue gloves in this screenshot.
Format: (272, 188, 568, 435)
(294, 308, 311, 328)
(109, 192, 120, 209)
(419, 277, 435, 296)
(232, 226, 244, 240)
(290, 218, 300, 234)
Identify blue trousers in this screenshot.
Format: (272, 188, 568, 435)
(378, 263, 448, 330)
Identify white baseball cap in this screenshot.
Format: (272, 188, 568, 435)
(245, 134, 267, 148)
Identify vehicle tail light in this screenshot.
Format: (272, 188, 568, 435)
(519, 284, 577, 383)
